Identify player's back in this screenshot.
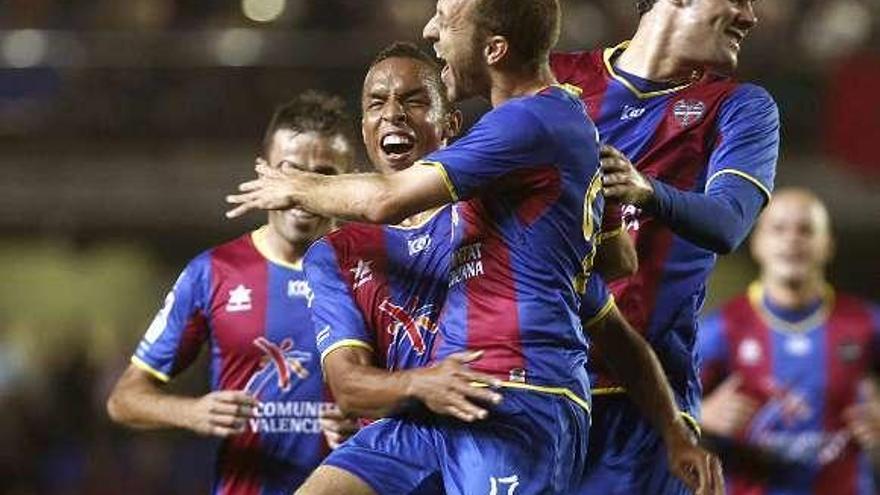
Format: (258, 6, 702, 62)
(552, 45, 779, 413)
(700, 285, 880, 495)
(133, 228, 330, 495)
(306, 207, 452, 371)
(422, 84, 602, 405)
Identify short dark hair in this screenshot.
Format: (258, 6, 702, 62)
(367, 41, 451, 114)
(636, 0, 657, 16)
(261, 90, 354, 156)
(472, 0, 561, 71)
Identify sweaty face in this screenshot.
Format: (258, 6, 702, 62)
(423, 0, 489, 102)
(752, 193, 833, 288)
(675, 0, 759, 73)
(362, 57, 450, 174)
(264, 130, 353, 245)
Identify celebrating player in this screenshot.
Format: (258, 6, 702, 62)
(228, 0, 601, 492)
(699, 189, 880, 495)
(550, 0, 777, 493)
(106, 92, 355, 494)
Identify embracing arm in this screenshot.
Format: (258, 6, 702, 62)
(227, 162, 452, 225)
(323, 347, 502, 422)
(106, 364, 256, 437)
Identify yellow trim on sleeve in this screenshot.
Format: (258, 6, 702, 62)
(583, 296, 617, 329)
(472, 381, 591, 413)
(320, 339, 374, 367)
(417, 160, 459, 202)
(603, 41, 695, 99)
(591, 386, 627, 396)
(705, 169, 772, 204)
(681, 412, 702, 436)
(131, 355, 171, 383)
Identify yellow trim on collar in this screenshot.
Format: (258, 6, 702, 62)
(251, 226, 304, 271)
(603, 41, 696, 100)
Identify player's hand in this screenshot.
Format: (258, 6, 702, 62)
(406, 350, 503, 422)
(184, 390, 257, 438)
(845, 380, 880, 450)
(226, 160, 300, 218)
(600, 145, 655, 207)
(664, 421, 724, 495)
(700, 374, 758, 436)
(319, 405, 360, 449)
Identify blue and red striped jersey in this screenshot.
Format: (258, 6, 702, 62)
(551, 43, 780, 413)
(304, 207, 451, 371)
(699, 283, 880, 495)
(132, 227, 331, 495)
(416, 84, 602, 408)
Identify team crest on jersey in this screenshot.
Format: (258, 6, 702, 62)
(837, 341, 863, 363)
(226, 284, 252, 312)
(379, 298, 438, 355)
(622, 204, 642, 231)
(738, 338, 763, 365)
(672, 99, 706, 128)
(244, 336, 312, 395)
(350, 259, 374, 290)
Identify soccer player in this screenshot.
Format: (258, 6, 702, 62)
(105, 92, 356, 494)
(550, 0, 778, 493)
(305, 40, 719, 495)
(228, 1, 600, 491)
(699, 189, 880, 495)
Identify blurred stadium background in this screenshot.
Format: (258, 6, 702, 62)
(0, 1, 877, 493)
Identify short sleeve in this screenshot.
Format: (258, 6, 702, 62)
(132, 253, 211, 383)
(580, 274, 615, 329)
(417, 101, 553, 201)
(706, 84, 779, 204)
(697, 311, 730, 391)
(303, 239, 374, 366)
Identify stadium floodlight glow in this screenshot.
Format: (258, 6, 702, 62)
(242, 0, 286, 23)
(2, 30, 49, 68)
(214, 28, 264, 67)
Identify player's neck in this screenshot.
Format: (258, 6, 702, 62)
(762, 275, 827, 310)
(489, 64, 556, 107)
(617, 22, 702, 84)
(261, 226, 309, 267)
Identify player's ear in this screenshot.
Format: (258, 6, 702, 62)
(484, 35, 509, 66)
(443, 110, 463, 142)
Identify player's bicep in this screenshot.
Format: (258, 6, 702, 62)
(383, 162, 456, 217)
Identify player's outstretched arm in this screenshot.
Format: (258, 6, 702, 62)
(323, 347, 503, 422)
(588, 305, 724, 495)
(106, 364, 256, 438)
(226, 161, 451, 225)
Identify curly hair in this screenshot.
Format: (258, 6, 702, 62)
(636, 0, 657, 16)
(261, 90, 354, 156)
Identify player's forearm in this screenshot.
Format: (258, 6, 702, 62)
(107, 379, 195, 431)
(290, 171, 408, 224)
(594, 231, 638, 281)
(590, 308, 687, 441)
(327, 362, 418, 419)
(645, 175, 765, 254)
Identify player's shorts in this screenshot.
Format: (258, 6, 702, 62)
(322, 388, 591, 495)
(576, 393, 696, 495)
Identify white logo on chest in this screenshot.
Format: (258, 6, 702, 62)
(738, 338, 762, 365)
(785, 335, 812, 357)
(287, 279, 314, 307)
(620, 105, 646, 121)
(350, 259, 374, 289)
(408, 234, 432, 256)
(226, 284, 252, 312)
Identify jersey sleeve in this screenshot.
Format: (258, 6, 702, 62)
(303, 239, 374, 366)
(697, 311, 730, 391)
(868, 304, 880, 372)
(580, 274, 615, 329)
(416, 101, 553, 201)
(132, 253, 211, 383)
(706, 84, 780, 204)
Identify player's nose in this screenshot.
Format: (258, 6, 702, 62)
(423, 14, 439, 43)
(735, 1, 758, 30)
(381, 99, 407, 124)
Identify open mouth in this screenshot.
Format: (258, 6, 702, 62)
(380, 132, 416, 159)
(725, 29, 745, 50)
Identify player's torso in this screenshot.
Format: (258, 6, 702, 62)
(440, 86, 599, 391)
(205, 232, 329, 494)
(552, 46, 741, 405)
(720, 290, 877, 494)
(325, 209, 451, 371)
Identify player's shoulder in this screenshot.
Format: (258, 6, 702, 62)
(550, 47, 606, 82)
(700, 76, 777, 111)
(831, 290, 880, 316)
(311, 222, 385, 263)
(708, 292, 755, 322)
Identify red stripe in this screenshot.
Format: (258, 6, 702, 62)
(550, 49, 609, 122)
(209, 234, 267, 495)
(458, 199, 524, 378)
(813, 296, 874, 495)
(172, 310, 209, 376)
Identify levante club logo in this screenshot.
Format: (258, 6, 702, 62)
(245, 336, 312, 396)
(379, 298, 438, 356)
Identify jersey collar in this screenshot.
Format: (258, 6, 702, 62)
(747, 281, 835, 334)
(251, 225, 304, 271)
(603, 41, 698, 100)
